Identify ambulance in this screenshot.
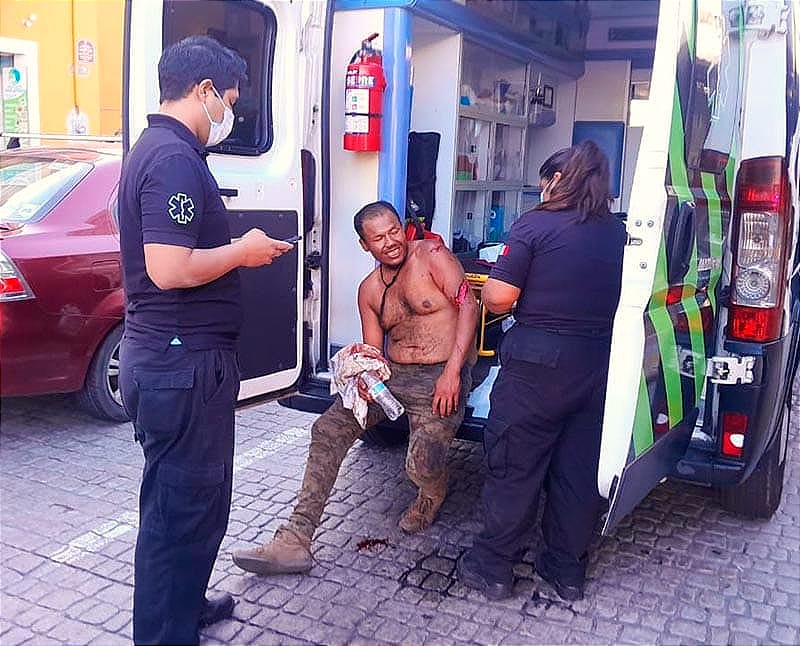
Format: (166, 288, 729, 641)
(124, 0, 800, 531)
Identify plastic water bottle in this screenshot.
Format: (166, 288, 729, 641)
(361, 372, 405, 420)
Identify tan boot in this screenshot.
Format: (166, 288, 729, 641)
(399, 484, 446, 533)
(232, 526, 312, 575)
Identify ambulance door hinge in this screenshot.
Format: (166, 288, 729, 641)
(304, 251, 322, 270)
(707, 355, 755, 385)
(739, 1, 789, 34)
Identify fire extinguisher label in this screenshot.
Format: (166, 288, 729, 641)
(345, 89, 369, 115)
(345, 114, 370, 134)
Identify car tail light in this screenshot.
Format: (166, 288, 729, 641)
(721, 412, 747, 458)
(728, 157, 790, 342)
(0, 251, 35, 302)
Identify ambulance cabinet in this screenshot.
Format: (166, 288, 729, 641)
(451, 40, 528, 252)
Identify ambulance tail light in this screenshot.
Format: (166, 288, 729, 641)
(720, 412, 747, 458)
(0, 251, 35, 302)
(728, 157, 789, 342)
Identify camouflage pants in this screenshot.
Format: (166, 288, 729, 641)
(286, 361, 473, 540)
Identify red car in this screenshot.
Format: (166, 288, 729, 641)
(1, 146, 126, 421)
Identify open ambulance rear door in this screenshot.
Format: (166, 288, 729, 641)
(599, 0, 746, 532)
(124, 0, 322, 400)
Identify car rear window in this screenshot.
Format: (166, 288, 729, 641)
(0, 157, 92, 224)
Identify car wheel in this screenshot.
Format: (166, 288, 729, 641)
(718, 402, 789, 519)
(77, 324, 129, 422)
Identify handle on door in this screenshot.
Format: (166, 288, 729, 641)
(666, 200, 695, 284)
(219, 188, 239, 198)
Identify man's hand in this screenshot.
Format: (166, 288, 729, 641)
(432, 367, 461, 417)
(237, 229, 293, 267)
(357, 375, 374, 402)
(353, 344, 388, 403)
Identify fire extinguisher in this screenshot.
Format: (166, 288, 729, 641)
(343, 33, 386, 152)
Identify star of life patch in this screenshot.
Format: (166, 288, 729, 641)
(168, 192, 195, 225)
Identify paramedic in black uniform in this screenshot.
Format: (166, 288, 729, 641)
(118, 36, 292, 645)
(458, 141, 627, 602)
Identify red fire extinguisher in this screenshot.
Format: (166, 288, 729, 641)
(343, 33, 386, 152)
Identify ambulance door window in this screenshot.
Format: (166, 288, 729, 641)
(683, 0, 740, 173)
(162, 0, 277, 155)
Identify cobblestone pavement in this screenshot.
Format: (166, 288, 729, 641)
(1, 381, 798, 646)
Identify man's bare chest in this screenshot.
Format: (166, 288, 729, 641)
(379, 270, 449, 326)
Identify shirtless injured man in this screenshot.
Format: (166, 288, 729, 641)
(233, 200, 479, 575)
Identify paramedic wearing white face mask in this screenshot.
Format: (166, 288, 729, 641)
(458, 142, 627, 602)
(117, 35, 292, 645)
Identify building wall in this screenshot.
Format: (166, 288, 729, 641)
(0, 0, 124, 136)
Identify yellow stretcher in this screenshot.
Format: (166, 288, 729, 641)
(465, 272, 511, 358)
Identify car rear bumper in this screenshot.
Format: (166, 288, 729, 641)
(673, 330, 796, 487)
(0, 300, 117, 396)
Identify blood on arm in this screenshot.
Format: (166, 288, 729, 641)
(452, 279, 470, 307)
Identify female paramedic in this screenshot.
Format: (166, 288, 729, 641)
(458, 141, 627, 601)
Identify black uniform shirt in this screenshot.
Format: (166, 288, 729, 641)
(119, 114, 242, 350)
(490, 209, 626, 337)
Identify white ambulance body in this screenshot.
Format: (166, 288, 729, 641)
(125, 0, 799, 531)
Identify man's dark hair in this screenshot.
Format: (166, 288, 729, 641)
(354, 200, 401, 239)
(158, 35, 247, 103)
(536, 140, 611, 221)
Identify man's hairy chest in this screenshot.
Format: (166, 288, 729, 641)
(376, 269, 451, 330)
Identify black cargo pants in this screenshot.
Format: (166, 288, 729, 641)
(119, 339, 239, 646)
(466, 326, 611, 587)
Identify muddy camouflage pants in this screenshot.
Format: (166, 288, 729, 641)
(286, 361, 472, 540)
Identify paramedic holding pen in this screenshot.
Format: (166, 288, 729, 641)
(458, 141, 627, 602)
(117, 36, 291, 645)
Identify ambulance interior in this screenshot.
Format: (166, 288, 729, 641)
(413, 0, 660, 246)
(327, 0, 660, 401)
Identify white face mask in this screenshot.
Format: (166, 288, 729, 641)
(202, 86, 234, 147)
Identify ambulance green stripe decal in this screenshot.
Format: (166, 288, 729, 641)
(633, 372, 655, 455)
(684, 245, 706, 401)
(649, 240, 684, 425)
(702, 171, 723, 315)
(662, 83, 703, 418)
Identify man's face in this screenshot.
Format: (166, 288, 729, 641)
(197, 79, 239, 143)
(359, 212, 407, 268)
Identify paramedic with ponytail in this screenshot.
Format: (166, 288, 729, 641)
(458, 141, 627, 601)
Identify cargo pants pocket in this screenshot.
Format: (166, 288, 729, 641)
(500, 329, 560, 368)
(133, 368, 195, 439)
(483, 419, 510, 479)
(157, 461, 226, 543)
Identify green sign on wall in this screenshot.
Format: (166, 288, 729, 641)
(2, 67, 30, 134)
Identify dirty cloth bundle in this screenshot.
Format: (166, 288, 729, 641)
(330, 343, 391, 428)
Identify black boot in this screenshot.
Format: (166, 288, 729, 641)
(534, 554, 584, 601)
(199, 592, 235, 627)
(457, 554, 514, 601)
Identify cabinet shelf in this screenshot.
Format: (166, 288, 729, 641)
(455, 181, 524, 192)
(459, 105, 527, 127)
(451, 40, 529, 250)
